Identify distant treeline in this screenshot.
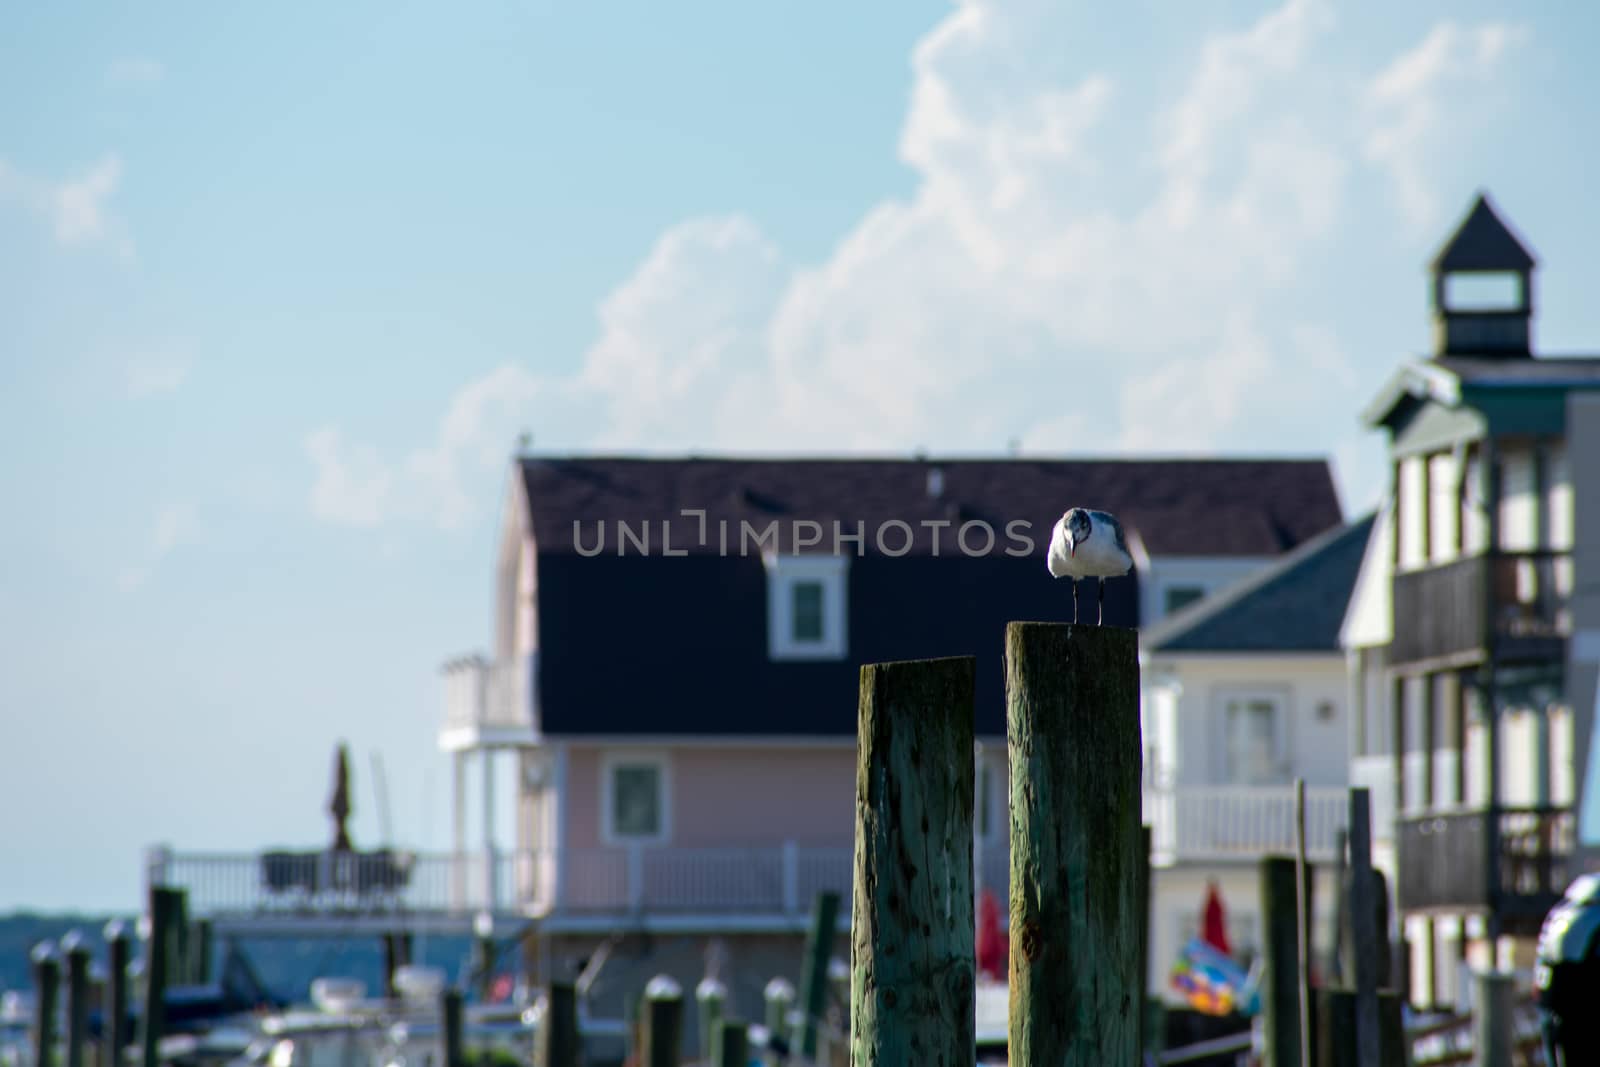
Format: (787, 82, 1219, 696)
(0, 914, 476, 1003)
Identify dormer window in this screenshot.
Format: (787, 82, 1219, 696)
(764, 554, 848, 660)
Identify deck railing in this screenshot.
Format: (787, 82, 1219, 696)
(1144, 784, 1349, 864)
(440, 655, 532, 734)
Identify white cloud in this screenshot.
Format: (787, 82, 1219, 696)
(106, 58, 165, 87)
(306, 365, 542, 530)
(126, 351, 191, 398)
(311, 1, 1528, 528)
(117, 504, 199, 592)
(0, 153, 132, 256)
(1362, 21, 1527, 229)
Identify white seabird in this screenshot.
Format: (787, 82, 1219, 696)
(1047, 507, 1133, 625)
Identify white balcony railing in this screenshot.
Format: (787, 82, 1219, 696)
(441, 654, 533, 738)
(1144, 784, 1349, 865)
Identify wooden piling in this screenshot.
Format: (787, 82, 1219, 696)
(62, 931, 90, 1067)
(795, 891, 840, 1060)
(440, 988, 465, 1067)
(142, 887, 182, 1067)
(1346, 788, 1379, 1067)
(762, 978, 793, 1066)
(1139, 824, 1152, 1058)
(643, 975, 684, 1067)
(1473, 972, 1514, 1067)
(1004, 623, 1141, 1066)
(851, 655, 976, 1067)
(712, 1020, 749, 1067)
(32, 943, 60, 1067)
(1261, 856, 1305, 1067)
(104, 920, 130, 1067)
(1315, 989, 1405, 1067)
(696, 978, 727, 1062)
(191, 920, 214, 985)
(1292, 780, 1312, 1067)
(168, 889, 189, 985)
(535, 982, 580, 1067)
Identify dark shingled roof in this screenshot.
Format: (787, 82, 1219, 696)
(519, 456, 1342, 558)
(1432, 193, 1537, 272)
(1140, 513, 1377, 654)
(1436, 355, 1600, 385)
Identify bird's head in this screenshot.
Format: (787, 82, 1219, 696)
(1062, 508, 1091, 556)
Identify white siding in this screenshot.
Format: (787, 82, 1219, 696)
(1428, 452, 1459, 562)
(1498, 446, 1538, 551)
(1398, 456, 1427, 569)
(1546, 441, 1574, 551)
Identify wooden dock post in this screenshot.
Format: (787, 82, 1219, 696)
(1261, 856, 1305, 1067)
(712, 1020, 749, 1067)
(1315, 989, 1405, 1067)
(1139, 823, 1152, 1058)
(762, 978, 793, 1066)
(696, 978, 727, 1062)
(191, 919, 214, 985)
(851, 655, 976, 1067)
(440, 988, 465, 1067)
(643, 975, 684, 1067)
(1473, 972, 1514, 1067)
(1292, 779, 1312, 1067)
(1346, 788, 1380, 1067)
(168, 889, 190, 985)
(62, 931, 91, 1067)
(795, 890, 840, 1060)
(535, 982, 580, 1067)
(142, 886, 182, 1067)
(104, 920, 130, 1067)
(1004, 623, 1140, 1065)
(32, 942, 60, 1067)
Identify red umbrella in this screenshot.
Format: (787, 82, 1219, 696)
(1201, 880, 1231, 957)
(976, 888, 1007, 980)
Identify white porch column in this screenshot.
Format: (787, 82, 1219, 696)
(452, 750, 467, 910)
(483, 748, 499, 912)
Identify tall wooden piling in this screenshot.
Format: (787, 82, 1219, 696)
(1347, 788, 1380, 1067)
(712, 1020, 749, 1067)
(1139, 824, 1152, 1058)
(440, 988, 465, 1067)
(696, 978, 727, 1062)
(643, 975, 684, 1067)
(142, 887, 182, 1067)
(1261, 856, 1305, 1067)
(32, 943, 59, 1067)
(62, 931, 90, 1067)
(762, 978, 793, 1066)
(851, 655, 976, 1067)
(104, 920, 130, 1067)
(168, 889, 190, 985)
(1473, 972, 1514, 1067)
(191, 919, 214, 985)
(1315, 989, 1405, 1067)
(535, 982, 580, 1067)
(795, 891, 840, 1060)
(1005, 623, 1141, 1066)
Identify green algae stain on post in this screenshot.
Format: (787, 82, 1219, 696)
(851, 656, 977, 1067)
(1005, 622, 1142, 1066)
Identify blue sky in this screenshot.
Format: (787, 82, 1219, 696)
(3, 0, 1599, 910)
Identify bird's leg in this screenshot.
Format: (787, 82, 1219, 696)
(1098, 577, 1106, 625)
(1072, 579, 1080, 624)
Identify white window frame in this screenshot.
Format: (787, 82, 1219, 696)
(599, 750, 671, 846)
(1214, 686, 1291, 785)
(764, 553, 849, 661)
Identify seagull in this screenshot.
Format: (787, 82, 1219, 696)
(1047, 507, 1133, 625)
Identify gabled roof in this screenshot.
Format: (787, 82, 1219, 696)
(1362, 355, 1600, 430)
(517, 456, 1342, 558)
(1140, 513, 1377, 655)
(1432, 193, 1537, 273)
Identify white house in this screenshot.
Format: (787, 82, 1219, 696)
(1139, 514, 1376, 1004)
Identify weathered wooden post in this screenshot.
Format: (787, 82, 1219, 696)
(1473, 972, 1514, 1067)
(535, 982, 580, 1067)
(762, 978, 793, 1066)
(1315, 989, 1405, 1067)
(643, 975, 684, 1067)
(1261, 856, 1305, 1067)
(1346, 788, 1380, 1067)
(190, 919, 214, 985)
(1292, 779, 1312, 1067)
(712, 1020, 749, 1067)
(1138, 823, 1152, 1059)
(795, 891, 840, 1060)
(168, 889, 190, 985)
(142, 886, 182, 1067)
(696, 978, 727, 1062)
(851, 656, 976, 1067)
(104, 920, 130, 1067)
(440, 987, 465, 1067)
(61, 931, 91, 1067)
(1005, 623, 1140, 1065)
(33, 942, 60, 1067)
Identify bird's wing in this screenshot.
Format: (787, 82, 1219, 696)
(1046, 520, 1070, 577)
(1092, 510, 1130, 556)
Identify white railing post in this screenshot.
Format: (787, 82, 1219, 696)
(782, 841, 800, 916)
(628, 843, 645, 914)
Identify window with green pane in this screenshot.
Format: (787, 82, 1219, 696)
(610, 763, 661, 838)
(792, 580, 825, 642)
